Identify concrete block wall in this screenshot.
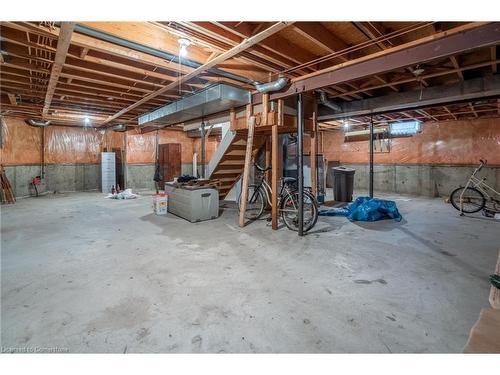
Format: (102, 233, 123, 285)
(4, 164, 101, 198)
(341, 163, 500, 197)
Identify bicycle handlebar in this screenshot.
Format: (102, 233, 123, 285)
(476, 159, 487, 173)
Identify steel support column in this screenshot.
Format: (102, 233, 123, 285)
(369, 118, 374, 198)
(297, 94, 304, 237)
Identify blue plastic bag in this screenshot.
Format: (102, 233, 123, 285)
(319, 196, 402, 222)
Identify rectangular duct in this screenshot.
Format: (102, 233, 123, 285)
(138, 84, 251, 127)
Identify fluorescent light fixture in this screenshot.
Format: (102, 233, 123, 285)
(389, 120, 422, 136)
(178, 38, 191, 58)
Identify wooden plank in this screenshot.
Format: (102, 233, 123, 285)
(265, 136, 271, 185)
(463, 308, 500, 353)
(7, 94, 17, 105)
(102, 22, 292, 125)
(262, 93, 269, 126)
(239, 104, 255, 227)
(42, 22, 76, 115)
(489, 250, 500, 309)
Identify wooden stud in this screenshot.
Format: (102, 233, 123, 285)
(80, 47, 89, 59)
(239, 104, 255, 227)
(265, 136, 271, 185)
(262, 93, 269, 126)
(7, 94, 17, 105)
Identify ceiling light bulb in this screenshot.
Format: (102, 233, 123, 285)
(343, 120, 349, 130)
(84, 116, 90, 125)
(179, 45, 188, 58)
(178, 38, 191, 58)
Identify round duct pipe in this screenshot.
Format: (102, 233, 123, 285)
(112, 124, 127, 132)
(254, 76, 289, 93)
(26, 119, 51, 127)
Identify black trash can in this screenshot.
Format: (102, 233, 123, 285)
(333, 166, 355, 202)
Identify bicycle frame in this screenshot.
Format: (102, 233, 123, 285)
(249, 173, 299, 213)
(459, 163, 500, 213)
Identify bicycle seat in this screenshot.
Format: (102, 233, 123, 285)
(282, 177, 296, 184)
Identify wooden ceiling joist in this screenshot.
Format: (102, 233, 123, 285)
(101, 22, 293, 125)
(42, 22, 75, 115)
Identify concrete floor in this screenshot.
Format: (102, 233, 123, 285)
(1, 191, 498, 353)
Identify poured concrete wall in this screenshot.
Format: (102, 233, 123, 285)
(4, 164, 101, 197)
(125, 163, 194, 191)
(340, 163, 500, 197)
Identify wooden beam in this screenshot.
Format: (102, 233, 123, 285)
(255, 22, 499, 103)
(239, 104, 255, 228)
(7, 94, 17, 105)
(265, 137, 271, 186)
(492, 46, 497, 73)
(42, 22, 75, 115)
(450, 56, 464, 80)
(80, 47, 89, 59)
(101, 22, 292, 125)
(271, 99, 283, 230)
(262, 93, 269, 126)
(444, 106, 458, 120)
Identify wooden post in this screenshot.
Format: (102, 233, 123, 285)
(271, 99, 284, 230)
(239, 104, 255, 228)
(265, 137, 271, 185)
(262, 93, 269, 126)
(229, 108, 236, 128)
(310, 100, 318, 197)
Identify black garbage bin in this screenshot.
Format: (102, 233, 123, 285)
(333, 166, 355, 202)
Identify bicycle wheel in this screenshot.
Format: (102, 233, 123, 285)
(280, 191, 318, 232)
(238, 185, 265, 220)
(450, 187, 485, 213)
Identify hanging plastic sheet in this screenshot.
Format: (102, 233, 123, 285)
(319, 196, 402, 222)
(126, 128, 204, 164)
(322, 118, 500, 165)
(0, 117, 43, 165)
(44, 125, 104, 164)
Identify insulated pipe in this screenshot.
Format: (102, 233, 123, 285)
(318, 91, 342, 112)
(254, 77, 289, 93)
(297, 93, 304, 237)
(70, 24, 255, 85)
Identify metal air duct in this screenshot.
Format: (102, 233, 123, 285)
(318, 91, 342, 112)
(26, 119, 51, 127)
(138, 84, 250, 127)
(254, 76, 289, 93)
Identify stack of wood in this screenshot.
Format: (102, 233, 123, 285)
(172, 178, 221, 189)
(0, 165, 16, 204)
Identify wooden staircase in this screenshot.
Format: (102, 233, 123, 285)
(208, 131, 265, 200)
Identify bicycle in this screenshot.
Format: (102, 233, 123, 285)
(450, 159, 500, 215)
(238, 162, 319, 232)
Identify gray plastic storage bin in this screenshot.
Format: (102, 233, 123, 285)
(165, 183, 219, 223)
